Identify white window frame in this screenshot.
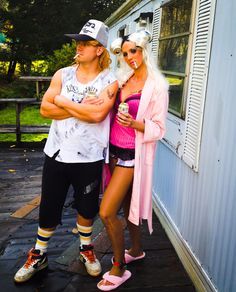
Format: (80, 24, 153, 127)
(152, 0, 216, 171)
(118, 24, 130, 37)
(135, 12, 153, 32)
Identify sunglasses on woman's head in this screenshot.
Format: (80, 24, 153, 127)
(122, 47, 140, 57)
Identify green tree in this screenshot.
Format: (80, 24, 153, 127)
(0, 0, 125, 81)
(46, 42, 76, 76)
(0, 0, 8, 10)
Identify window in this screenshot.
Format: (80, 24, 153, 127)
(118, 24, 129, 38)
(134, 12, 153, 32)
(158, 0, 194, 118)
(118, 27, 126, 38)
(152, 0, 216, 171)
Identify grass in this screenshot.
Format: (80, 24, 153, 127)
(0, 61, 51, 142)
(0, 105, 51, 142)
(0, 76, 51, 143)
(0, 133, 49, 142)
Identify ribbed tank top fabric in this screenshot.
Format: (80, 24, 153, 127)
(110, 89, 141, 149)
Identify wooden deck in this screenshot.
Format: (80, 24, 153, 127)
(0, 145, 195, 291)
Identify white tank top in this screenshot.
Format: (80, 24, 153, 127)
(44, 66, 116, 163)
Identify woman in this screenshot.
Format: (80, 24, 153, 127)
(96, 30, 169, 291)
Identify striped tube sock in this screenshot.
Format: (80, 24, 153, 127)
(76, 223, 93, 248)
(35, 227, 55, 253)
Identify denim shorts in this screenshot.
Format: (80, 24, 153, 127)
(109, 144, 135, 168)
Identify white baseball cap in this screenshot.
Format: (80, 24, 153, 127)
(65, 19, 109, 47)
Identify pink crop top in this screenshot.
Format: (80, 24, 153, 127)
(110, 89, 141, 149)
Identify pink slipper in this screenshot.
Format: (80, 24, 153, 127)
(124, 249, 146, 264)
(97, 270, 131, 291)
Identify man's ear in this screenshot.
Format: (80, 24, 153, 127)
(97, 46, 104, 56)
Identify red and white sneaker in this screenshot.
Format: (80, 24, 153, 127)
(14, 248, 48, 283)
(79, 244, 101, 277)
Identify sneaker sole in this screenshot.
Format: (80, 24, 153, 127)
(79, 256, 101, 277)
(85, 268, 102, 277)
(14, 262, 48, 283)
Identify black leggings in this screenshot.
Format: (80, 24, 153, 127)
(39, 155, 103, 228)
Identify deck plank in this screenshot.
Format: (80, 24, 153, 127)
(0, 145, 196, 292)
(10, 195, 41, 218)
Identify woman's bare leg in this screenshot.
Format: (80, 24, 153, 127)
(99, 165, 134, 278)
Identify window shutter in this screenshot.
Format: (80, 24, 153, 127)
(151, 7, 161, 59)
(183, 0, 216, 172)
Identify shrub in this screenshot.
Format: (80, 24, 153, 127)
(0, 79, 35, 98)
(45, 42, 76, 76)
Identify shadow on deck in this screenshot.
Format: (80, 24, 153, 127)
(0, 144, 195, 292)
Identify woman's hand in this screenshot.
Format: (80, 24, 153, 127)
(82, 96, 104, 105)
(117, 112, 145, 132)
(116, 112, 134, 127)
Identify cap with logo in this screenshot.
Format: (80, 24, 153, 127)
(65, 19, 109, 48)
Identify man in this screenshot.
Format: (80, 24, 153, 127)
(14, 19, 118, 283)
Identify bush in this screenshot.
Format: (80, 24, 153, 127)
(45, 42, 76, 75)
(0, 61, 9, 76)
(0, 79, 35, 99)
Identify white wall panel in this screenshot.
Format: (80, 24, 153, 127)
(153, 0, 236, 290)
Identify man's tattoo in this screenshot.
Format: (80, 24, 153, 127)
(107, 89, 115, 99)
